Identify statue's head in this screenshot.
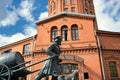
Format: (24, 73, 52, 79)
(54, 36, 62, 45)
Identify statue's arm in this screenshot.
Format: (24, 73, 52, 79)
(46, 44, 55, 56)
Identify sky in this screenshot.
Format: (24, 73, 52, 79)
(0, 0, 120, 47)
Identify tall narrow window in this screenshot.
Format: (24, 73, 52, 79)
(71, 0, 74, 4)
(64, 8, 68, 12)
(85, 9, 88, 14)
(71, 25, 79, 40)
(88, 1, 91, 8)
(83, 0, 86, 5)
(2, 49, 12, 54)
(51, 27, 58, 42)
(23, 44, 30, 55)
(64, 0, 68, 5)
(109, 61, 118, 78)
(61, 26, 68, 41)
(53, 1, 55, 11)
(50, 5, 52, 12)
(71, 7, 75, 12)
(51, 1, 55, 11)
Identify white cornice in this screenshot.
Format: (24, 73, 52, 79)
(36, 12, 95, 25)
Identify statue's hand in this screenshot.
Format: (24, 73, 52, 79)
(58, 58, 62, 63)
(53, 54, 59, 57)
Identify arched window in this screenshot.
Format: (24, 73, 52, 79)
(64, 8, 68, 12)
(71, 25, 79, 40)
(60, 63, 79, 80)
(51, 27, 58, 42)
(61, 26, 68, 41)
(90, 11, 92, 14)
(71, 7, 75, 12)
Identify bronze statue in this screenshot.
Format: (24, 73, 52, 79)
(34, 36, 62, 80)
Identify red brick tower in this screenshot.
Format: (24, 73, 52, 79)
(34, 0, 102, 80)
(48, 0, 95, 16)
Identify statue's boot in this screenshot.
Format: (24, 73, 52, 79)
(34, 73, 45, 80)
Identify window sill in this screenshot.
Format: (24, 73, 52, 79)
(72, 39, 79, 41)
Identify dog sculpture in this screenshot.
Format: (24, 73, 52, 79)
(58, 70, 79, 80)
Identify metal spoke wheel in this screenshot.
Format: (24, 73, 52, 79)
(0, 64, 11, 80)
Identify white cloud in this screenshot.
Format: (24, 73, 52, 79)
(46, 5, 48, 10)
(0, 11, 19, 27)
(38, 5, 48, 20)
(24, 26, 37, 37)
(18, 0, 34, 22)
(0, 25, 37, 47)
(0, 0, 19, 27)
(0, 0, 35, 27)
(38, 11, 48, 20)
(0, 0, 37, 47)
(94, 0, 120, 32)
(105, 0, 120, 17)
(0, 0, 7, 21)
(0, 33, 25, 47)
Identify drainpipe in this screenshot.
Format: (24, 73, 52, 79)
(94, 30, 106, 80)
(82, 60, 84, 80)
(30, 35, 35, 80)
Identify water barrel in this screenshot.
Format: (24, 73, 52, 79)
(0, 51, 25, 68)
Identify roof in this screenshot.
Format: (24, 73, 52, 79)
(36, 12, 96, 25)
(96, 30, 120, 36)
(0, 35, 36, 50)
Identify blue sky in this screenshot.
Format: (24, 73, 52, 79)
(0, 0, 120, 47)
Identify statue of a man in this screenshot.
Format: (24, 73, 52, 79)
(34, 36, 62, 80)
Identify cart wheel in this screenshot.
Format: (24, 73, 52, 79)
(0, 64, 11, 80)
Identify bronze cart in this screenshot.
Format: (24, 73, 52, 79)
(0, 51, 53, 80)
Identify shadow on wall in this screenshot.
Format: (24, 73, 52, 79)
(84, 64, 101, 80)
